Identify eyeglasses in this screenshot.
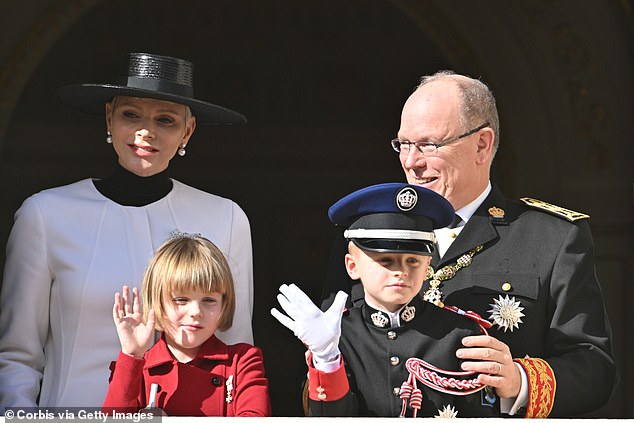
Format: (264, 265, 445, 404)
(390, 122, 490, 156)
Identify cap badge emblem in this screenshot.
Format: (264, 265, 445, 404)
(488, 295, 525, 332)
(396, 187, 418, 211)
(371, 311, 389, 328)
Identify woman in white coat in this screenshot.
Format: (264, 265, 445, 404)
(0, 53, 254, 409)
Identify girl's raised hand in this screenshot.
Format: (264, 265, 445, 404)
(112, 285, 156, 358)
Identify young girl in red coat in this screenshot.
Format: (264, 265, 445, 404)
(103, 233, 271, 416)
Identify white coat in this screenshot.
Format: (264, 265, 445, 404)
(0, 179, 253, 408)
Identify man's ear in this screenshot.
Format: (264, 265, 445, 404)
(344, 253, 361, 281)
(475, 127, 495, 165)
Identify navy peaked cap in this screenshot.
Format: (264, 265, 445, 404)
(328, 183, 454, 255)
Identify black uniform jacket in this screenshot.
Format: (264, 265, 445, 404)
(309, 295, 500, 417)
(321, 185, 616, 417)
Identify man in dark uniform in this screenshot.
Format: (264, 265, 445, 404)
(321, 71, 616, 417)
(272, 183, 507, 417)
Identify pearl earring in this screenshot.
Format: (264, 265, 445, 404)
(178, 144, 186, 157)
(106, 131, 113, 144)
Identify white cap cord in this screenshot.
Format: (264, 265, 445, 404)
(343, 228, 436, 243)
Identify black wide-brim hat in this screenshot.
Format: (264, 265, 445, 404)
(56, 53, 246, 125)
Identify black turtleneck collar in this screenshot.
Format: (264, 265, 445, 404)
(94, 164, 173, 206)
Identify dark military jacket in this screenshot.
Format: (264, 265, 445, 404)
(308, 294, 500, 417)
(321, 185, 616, 417)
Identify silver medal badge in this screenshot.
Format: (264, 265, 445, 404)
(488, 295, 525, 332)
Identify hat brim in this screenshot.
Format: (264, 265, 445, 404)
(351, 239, 435, 256)
(55, 84, 246, 125)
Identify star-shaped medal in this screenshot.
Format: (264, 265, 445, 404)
(488, 295, 525, 332)
(435, 404, 458, 418)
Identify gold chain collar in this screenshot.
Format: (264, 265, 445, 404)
(422, 245, 483, 307)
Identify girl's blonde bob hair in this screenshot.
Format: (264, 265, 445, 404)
(142, 233, 235, 331)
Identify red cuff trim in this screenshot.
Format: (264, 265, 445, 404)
(514, 357, 556, 418)
(115, 350, 145, 369)
(305, 352, 349, 401)
(109, 351, 144, 381)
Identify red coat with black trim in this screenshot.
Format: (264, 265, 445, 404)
(102, 334, 271, 416)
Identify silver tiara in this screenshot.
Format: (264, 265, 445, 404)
(167, 230, 203, 241)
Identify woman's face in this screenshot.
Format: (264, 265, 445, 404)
(106, 96, 196, 177)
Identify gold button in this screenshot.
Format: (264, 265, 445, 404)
(387, 331, 397, 340)
(502, 282, 512, 292)
(450, 232, 458, 238)
(390, 356, 400, 366)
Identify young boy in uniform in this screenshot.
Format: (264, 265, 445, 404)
(271, 183, 499, 417)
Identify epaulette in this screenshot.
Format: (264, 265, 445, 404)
(520, 197, 589, 222)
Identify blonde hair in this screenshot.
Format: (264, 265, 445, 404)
(142, 233, 235, 331)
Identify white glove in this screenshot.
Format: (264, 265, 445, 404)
(271, 283, 348, 363)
